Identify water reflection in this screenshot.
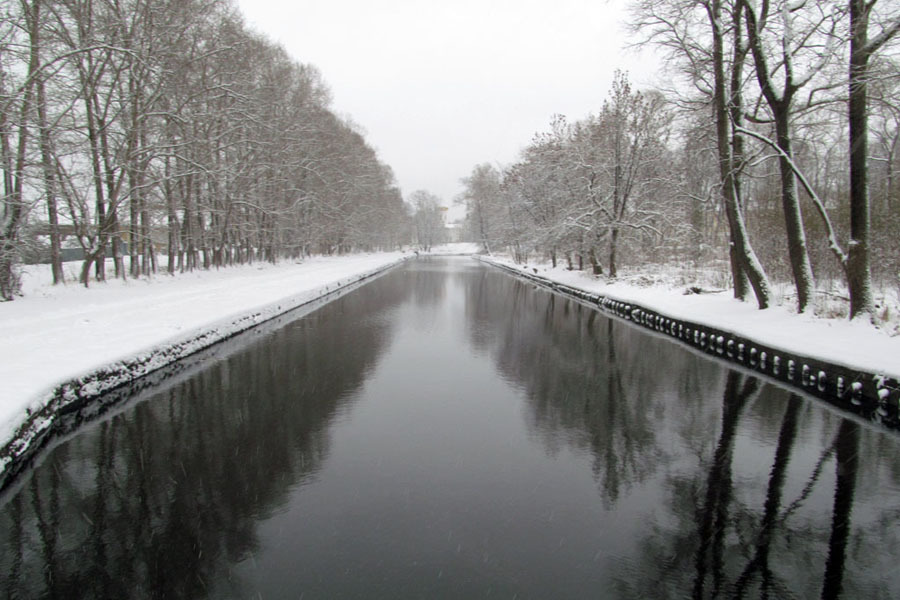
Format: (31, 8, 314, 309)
(464, 273, 721, 506)
(0, 272, 410, 599)
(464, 273, 900, 598)
(1, 259, 898, 599)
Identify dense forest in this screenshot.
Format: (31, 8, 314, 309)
(459, 0, 900, 321)
(0, 0, 408, 299)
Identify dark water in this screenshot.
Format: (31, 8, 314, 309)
(2, 258, 899, 599)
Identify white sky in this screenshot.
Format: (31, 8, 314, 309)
(235, 0, 661, 219)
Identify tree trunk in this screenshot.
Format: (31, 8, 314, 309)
(83, 88, 107, 285)
(707, 0, 771, 309)
(742, 0, 819, 312)
(478, 204, 490, 254)
(774, 110, 815, 313)
(111, 216, 125, 281)
(729, 7, 751, 301)
(729, 244, 749, 299)
(33, 2, 64, 285)
(608, 226, 619, 278)
(141, 195, 153, 275)
(588, 248, 603, 275)
(129, 169, 141, 277)
(847, 0, 876, 319)
(164, 155, 177, 274)
(0, 0, 41, 299)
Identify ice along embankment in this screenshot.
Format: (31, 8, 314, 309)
(477, 256, 900, 430)
(0, 254, 409, 489)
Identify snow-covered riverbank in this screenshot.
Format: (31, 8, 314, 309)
(3, 247, 898, 482)
(483, 256, 900, 379)
(0, 253, 408, 477)
(479, 255, 900, 418)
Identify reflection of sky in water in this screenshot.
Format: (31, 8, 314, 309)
(2, 257, 899, 599)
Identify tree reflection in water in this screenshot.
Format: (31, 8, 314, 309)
(630, 376, 886, 600)
(821, 419, 860, 600)
(1, 260, 898, 599)
(0, 273, 409, 599)
(465, 274, 899, 599)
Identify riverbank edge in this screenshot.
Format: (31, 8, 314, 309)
(0, 256, 409, 490)
(476, 255, 900, 431)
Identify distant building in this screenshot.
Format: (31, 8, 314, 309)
(26, 222, 137, 264)
(444, 222, 463, 243)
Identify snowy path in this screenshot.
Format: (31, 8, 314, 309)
(0, 253, 407, 454)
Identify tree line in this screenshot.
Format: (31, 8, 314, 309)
(0, 0, 409, 300)
(460, 0, 900, 321)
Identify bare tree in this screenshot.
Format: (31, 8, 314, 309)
(461, 163, 504, 254)
(409, 190, 445, 252)
(567, 72, 671, 277)
(742, 0, 846, 312)
(629, 0, 773, 308)
(0, 0, 410, 296)
(503, 116, 579, 266)
(846, 0, 900, 319)
(0, 1, 40, 299)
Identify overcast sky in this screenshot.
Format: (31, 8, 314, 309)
(235, 0, 660, 219)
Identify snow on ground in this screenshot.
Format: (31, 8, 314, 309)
(3, 245, 897, 466)
(485, 256, 900, 381)
(0, 252, 408, 452)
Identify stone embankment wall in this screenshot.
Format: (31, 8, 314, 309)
(480, 257, 900, 431)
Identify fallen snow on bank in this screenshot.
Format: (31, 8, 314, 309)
(0, 253, 406, 448)
(4, 248, 897, 460)
(488, 257, 900, 381)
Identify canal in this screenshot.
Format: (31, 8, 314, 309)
(1, 258, 899, 598)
